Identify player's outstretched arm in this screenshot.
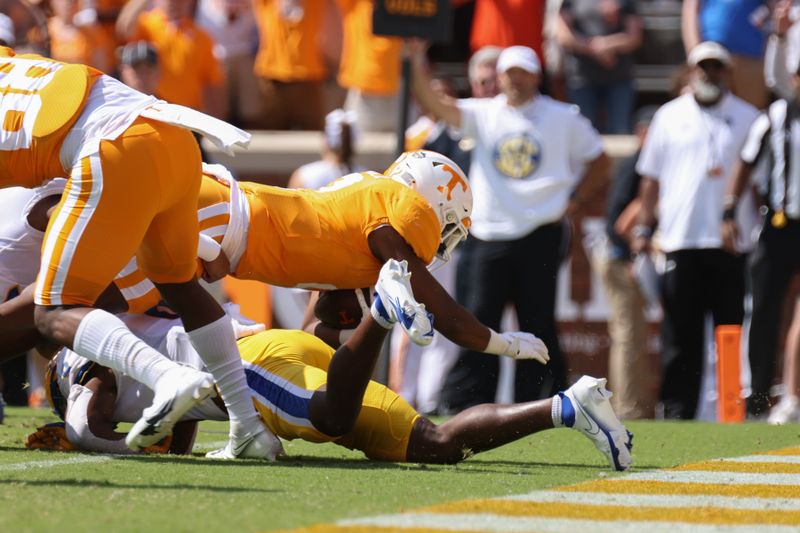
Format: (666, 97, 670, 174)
(367, 226, 548, 363)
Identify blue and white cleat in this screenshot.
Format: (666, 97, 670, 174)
(371, 259, 434, 346)
(560, 376, 633, 471)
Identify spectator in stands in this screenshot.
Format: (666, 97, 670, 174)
(337, 0, 403, 133)
(590, 106, 658, 420)
(406, 77, 458, 151)
(252, 0, 327, 130)
(410, 43, 610, 410)
(765, 0, 799, 101)
(470, 0, 546, 65)
(48, 0, 114, 72)
(117, 0, 224, 115)
(722, 30, 800, 418)
(196, 0, 262, 128)
(632, 42, 759, 420)
(118, 41, 160, 96)
(468, 45, 502, 99)
(682, 0, 769, 109)
(555, 0, 642, 134)
(288, 109, 363, 190)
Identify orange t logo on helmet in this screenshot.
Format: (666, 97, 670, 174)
(437, 164, 468, 201)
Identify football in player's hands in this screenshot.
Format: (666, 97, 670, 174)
(314, 288, 371, 329)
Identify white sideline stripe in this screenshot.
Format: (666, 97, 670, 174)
(619, 470, 800, 486)
(0, 455, 113, 471)
(339, 513, 800, 533)
(503, 491, 800, 510)
(720, 455, 800, 464)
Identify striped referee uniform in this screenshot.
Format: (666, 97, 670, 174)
(737, 99, 800, 416)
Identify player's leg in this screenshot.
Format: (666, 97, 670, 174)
(407, 377, 633, 471)
(406, 400, 553, 463)
(308, 258, 433, 436)
(131, 120, 280, 459)
(769, 296, 800, 424)
(32, 147, 215, 441)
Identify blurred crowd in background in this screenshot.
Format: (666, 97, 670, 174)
(2, 0, 800, 428)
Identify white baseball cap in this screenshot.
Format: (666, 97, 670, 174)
(0, 14, 14, 46)
(687, 41, 731, 67)
(496, 46, 541, 75)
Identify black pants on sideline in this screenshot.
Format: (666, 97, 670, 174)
(440, 222, 568, 412)
(660, 248, 745, 419)
(747, 219, 800, 414)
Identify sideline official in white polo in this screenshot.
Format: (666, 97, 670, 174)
(632, 41, 759, 420)
(409, 42, 610, 411)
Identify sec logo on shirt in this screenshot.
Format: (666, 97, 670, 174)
(492, 132, 542, 179)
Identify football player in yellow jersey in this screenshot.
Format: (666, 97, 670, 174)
(0, 47, 281, 460)
(197, 151, 551, 363)
(32, 260, 633, 470)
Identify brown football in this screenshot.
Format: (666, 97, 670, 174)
(314, 288, 371, 328)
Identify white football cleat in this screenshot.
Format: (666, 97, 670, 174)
(768, 395, 800, 425)
(371, 259, 434, 346)
(205, 426, 284, 460)
(560, 376, 633, 471)
(126, 368, 216, 451)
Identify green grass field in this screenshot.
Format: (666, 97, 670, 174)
(1, 406, 798, 532)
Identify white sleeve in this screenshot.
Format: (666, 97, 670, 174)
(635, 112, 666, 180)
(765, 33, 797, 101)
(740, 113, 771, 165)
(567, 107, 604, 163)
(64, 384, 135, 455)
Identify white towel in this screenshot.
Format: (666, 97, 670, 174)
(201, 163, 250, 271)
(141, 102, 251, 155)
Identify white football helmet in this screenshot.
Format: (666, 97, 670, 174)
(385, 150, 472, 262)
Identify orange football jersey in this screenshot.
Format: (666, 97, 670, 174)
(198, 171, 441, 289)
(0, 47, 100, 188)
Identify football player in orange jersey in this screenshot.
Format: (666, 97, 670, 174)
(0, 47, 281, 460)
(1, 152, 548, 365)
(196, 151, 550, 363)
(32, 260, 632, 471)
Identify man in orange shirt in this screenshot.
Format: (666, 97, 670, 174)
(337, 0, 402, 132)
(252, 0, 327, 130)
(48, 0, 114, 73)
(470, 0, 546, 62)
(117, 0, 224, 115)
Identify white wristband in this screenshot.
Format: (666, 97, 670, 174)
(484, 328, 509, 355)
(197, 234, 222, 261)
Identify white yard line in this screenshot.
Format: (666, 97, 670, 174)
(616, 470, 800, 486)
(0, 455, 114, 472)
(339, 513, 800, 533)
(503, 490, 800, 510)
(718, 455, 800, 464)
